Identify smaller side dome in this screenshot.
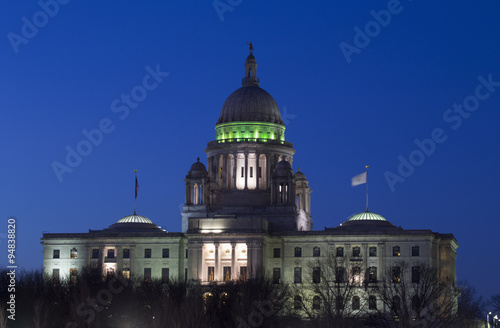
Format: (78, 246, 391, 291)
(273, 160, 293, 177)
(293, 167, 307, 181)
(117, 214, 153, 224)
(348, 211, 387, 221)
(187, 157, 208, 179)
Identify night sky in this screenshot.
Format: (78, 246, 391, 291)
(2, 1, 500, 300)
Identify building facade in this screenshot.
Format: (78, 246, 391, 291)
(41, 47, 458, 312)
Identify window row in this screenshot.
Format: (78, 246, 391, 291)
(206, 266, 248, 282)
(274, 266, 379, 284)
(274, 246, 321, 258)
(53, 248, 177, 259)
(294, 295, 378, 311)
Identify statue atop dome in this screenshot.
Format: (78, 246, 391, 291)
(247, 41, 253, 55)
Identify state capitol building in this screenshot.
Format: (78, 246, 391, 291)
(41, 47, 458, 310)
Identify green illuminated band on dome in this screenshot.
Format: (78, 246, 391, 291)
(215, 121, 285, 143)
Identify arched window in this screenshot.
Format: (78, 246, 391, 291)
(312, 296, 321, 310)
(392, 296, 401, 313)
(412, 295, 420, 312)
(352, 296, 360, 310)
(313, 246, 320, 257)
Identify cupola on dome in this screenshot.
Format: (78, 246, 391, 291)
(116, 214, 153, 224)
(347, 211, 387, 222)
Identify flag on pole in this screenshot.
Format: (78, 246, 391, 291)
(351, 171, 367, 186)
(135, 175, 139, 199)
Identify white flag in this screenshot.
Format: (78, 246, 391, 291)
(351, 171, 367, 186)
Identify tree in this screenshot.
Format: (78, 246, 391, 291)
(373, 263, 460, 328)
(455, 280, 484, 327)
(293, 252, 366, 328)
(491, 293, 500, 313)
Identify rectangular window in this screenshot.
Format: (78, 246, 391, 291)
(208, 266, 214, 282)
(123, 268, 130, 279)
(412, 266, 420, 283)
(352, 246, 361, 257)
(241, 167, 244, 177)
(336, 247, 344, 257)
(70, 248, 78, 259)
(53, 249, 60, 259)
(335, 267, 346, 283)
(185, 268, 188, 281)
(273, 268, 281, 284)
(107, 249, 115, 258)
(273, 248, 281, 258)
(144, 268, 151, 282)
(313, 267, 321, 284)
(412, 246, 420, 257)
(369, 246, 377, 257)
(123, 249, 130, 258)
(250, 167, 253, 178)
(186, 249, 189, 258)
(145, 249, 151, 258)
(313, 246, 321, 257)
(163, 248, 170, 258)
(393, 246, 401, 257)
(258, 167, 262, 178)
(106, 267, 115, 276)
(92, 249, 99, 259)
(162, 268, 169, 283)
(392, 267, 401, 283)
(70, 268, 78, 284)
(240, 266, 247, 281)
(294, 247, 302, 257)
(294, 267, 302, 283)
(223, 267, 231, 282)
(369, 267, 377, 283)
(369, 296, 377, 310)
(53, 269, 60, 282)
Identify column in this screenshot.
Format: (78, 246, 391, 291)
(231, 242, 236, 280)
(244, 152, 248, 190)
(266, 154, 270, 189)
(223, 155, 228, 189)
(256, 152, 260, 190)
(378, 243, 385, 281)
(214, 242, 220, 282)
(233, 154, 237, 190)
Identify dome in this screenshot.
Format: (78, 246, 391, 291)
(216, 86, 284, 125)
(187, 157, 208, 179)
(116, 214, 153, 224)
(293, 168, 307, 181)
(348, 211, 387, 221)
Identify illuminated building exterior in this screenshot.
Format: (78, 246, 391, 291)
(41, 48, 458, 312)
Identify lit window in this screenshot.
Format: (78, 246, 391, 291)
(223, 267, 231, 282)
(369, 246, 377, 257)
(392, 267, 401, 283)
(352, 247, 361, 257)
(107, 249, 115, 259)
(208, 266, 214, 282)
(70, 268, 78, 284)
(352, 266, 361, 284)
(313, 296, 321, 310)
(312, 267, 320, 284)
(294, 267, 302, 284)
(70, 248, 78, 259)
(240, 266, 247, 281)
(273, 268, 281, 284)
(412, 246, 420, 257)
(369, 296, 377, 310)
(144, 268, 151, 282)
(294, 247, 302, 257)
(122, 268, 130, 280)
(123, 249, 130, 258)
(393, 246, 401, 257)
(53, 249, 60, 259)
(163, 248, 170, 258)
(369, 267, 377, 283)
(313, 246, 320, 257)
(106, 267, 115, 276)
(336, 247, 344, 257)
(273, 248, 281, 258)
(92, 249, 99, 259)
(145, 249, 151, 258)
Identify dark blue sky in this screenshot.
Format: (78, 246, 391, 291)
(2, 1, 499, 299)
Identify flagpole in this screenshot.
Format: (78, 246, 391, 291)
(134, 170, 138, 215)
(365, 165, 369, 212)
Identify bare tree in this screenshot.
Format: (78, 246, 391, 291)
(293, 252, 367, 328)
(455, 280, 484, 328)
(491, 293, 500, 313)
(373, 262, 459, 328)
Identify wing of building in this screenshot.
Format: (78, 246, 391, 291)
(41, 47, 458, 311)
